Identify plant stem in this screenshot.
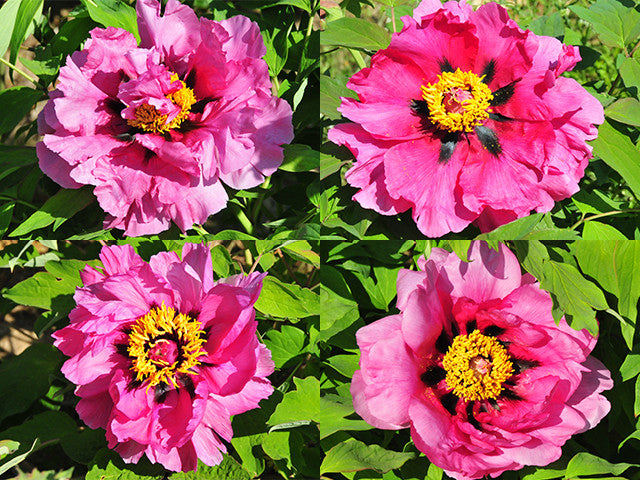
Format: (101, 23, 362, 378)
(0, 57, 38, 85)
(391, 7, 397, 34)
(251, 176, 271, 224)
(235, 206, 254, 235)
(276, 248, 302, 286)
(271, 74, 280, 93)
(570, 208, 640, 230)
(348, 48, 367, 69)
(305, 9, 314, 41)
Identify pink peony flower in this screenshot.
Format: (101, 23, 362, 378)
(351, 242, 612, 480)
(328, 0, 604, 236)
(38, 0, 293, 236)
(53, 243, 274, 471)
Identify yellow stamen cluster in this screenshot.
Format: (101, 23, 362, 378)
(421, 69, 493, 133)
(127, 303, 206, 390)
(442, 329, 513, 402)
(127, 73, 196, 134)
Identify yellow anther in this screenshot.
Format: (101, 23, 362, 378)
(127, 73, 196, 134)
(127, 303, 206, 391)
(442, 329, 513, 401)
(421, 68, 493, 133)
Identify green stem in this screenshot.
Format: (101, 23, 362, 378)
(271, 74, 280, 93)
(348, 48, 367, 69)
(277, 356, 308, 393)
(305, 9, 314, 41)
(250, 176, 271, 224)
(0, 57, 38, 85)
(0, 196, 37, 210)
(191, 224, 209, 237)
(570, 208, 640, 230)
(235, 206, 254, 235)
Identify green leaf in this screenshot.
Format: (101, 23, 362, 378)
(618, 430, 640, 452)
(635, 375, 640, 418)
(86, 448, 164, 480)
(575, 241, 640, 324)
(320, 152, 348, 180)
(281, 240, 320, 267)
(0, 440, 19, 459)
(571, 189, 623, 215)
(280, 144, 319, 172)
(80, 0, 139, 42)
(50, 16, 98, 58)
(528, 11, 565, 38)
(326, 353, 360, 378)
(0, 344, 61, 424)
(0, 203, 14, 238)
(620, 57, 640, 91)
(3, 259, 86, 310)
(8, 0, 42, 66)
(262, 28, 289, 77)
(569, 0, 640, 49)
(591, 120, 640, 198)
(229, 435, 265, 477)
(539, 260, 608, 335)
(254, 276, 319, 320)
(268, 377, 319, 425)
(322, 17, 391, 51)
(320, 75, 356, 120)
(60, 428, 107, 465)
(477, 213, 579, 241)
(10, 187, 96, 237)
(20, 55, 62, 79)
(582, 221, 627, 240)
(318, 287, 360, 342)
(512, 240, 549, 282)
(564, 452, 637, 479)
(321, 439, 414, 474)
(615, 241, 640, 323)
(209, 244, 231, 278)
(0, 410, 75, 454)
(169, 457, 252, 480)
(264, 325, 306, 368)
(261, 0, 312, 12)
(316, 394, 372, 439)
(0, 0, 22, 59)
(0, 87, 42, 135)
(210, 230, 258, 240)
(620, 354, 640, 381)
(604, 97, 640, 126)
(0, 439, 37, 476)
(354, 266, 400, 310)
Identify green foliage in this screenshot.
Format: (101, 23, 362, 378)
(321, 439, 415, 475)
(0, 344, 61, 424)
(80, 0, 140, 42)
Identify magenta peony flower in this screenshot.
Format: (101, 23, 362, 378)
(38, 0, 293, 236)
(328, 0, 604, 236)
(351, 242, 612, 480)
(53, 243, 274, 471)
